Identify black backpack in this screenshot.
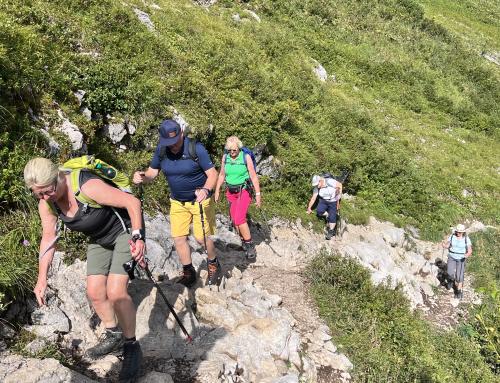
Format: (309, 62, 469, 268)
(320, 170, 350, 184)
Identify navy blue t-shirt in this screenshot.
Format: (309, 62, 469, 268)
(150, 137, 214, 202)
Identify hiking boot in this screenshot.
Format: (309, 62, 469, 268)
(119, 341, 142, 382)
(456, 290, 463, 300)
(241, 241, 248, 252)
(207, 258, 222, 287)
(245, 241, 257, 260)
(177, 265, 197, 288)
(86, 328, 124, 359)
(325, 229, 335, 240)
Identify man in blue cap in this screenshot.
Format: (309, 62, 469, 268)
(133, 119, 220, 287)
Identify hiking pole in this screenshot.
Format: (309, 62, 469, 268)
(199, 201, 219, 289)
(199, 202, 209, 254)
(124, 249, 193, 343)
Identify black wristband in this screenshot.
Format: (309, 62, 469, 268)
(201, 187, 212, 197)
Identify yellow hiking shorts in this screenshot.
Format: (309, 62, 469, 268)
(169, 198, 216, 240)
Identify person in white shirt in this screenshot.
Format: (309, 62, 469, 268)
(307, 175, 342, 240)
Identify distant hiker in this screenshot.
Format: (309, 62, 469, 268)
(214, 136, 261, 259)
(24, 157, 144, 382)
(442, 224, 472, 299)
(133, 119, 220, 287)
(307, 174, 342, 240)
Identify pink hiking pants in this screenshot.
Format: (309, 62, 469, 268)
(226, 188, 252, 226)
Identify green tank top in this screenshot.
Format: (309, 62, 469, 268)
(225, 151, 249, 186)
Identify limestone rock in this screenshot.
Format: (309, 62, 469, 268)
(139, 371, 174, 383)
(0, 353, 95, 383)
(134, 8, 155, 31)
(103, 121, 127, 144)
(55, 109, 84, 151)
(243, 10, 261, 22)
(26, 303, 70, 340)
(312, 59, 328, 82)
(481, 51, 500, 66)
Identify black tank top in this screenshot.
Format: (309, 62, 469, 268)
(55, 171, 131, 247)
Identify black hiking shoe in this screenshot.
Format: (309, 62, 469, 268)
(177, 265, 197, 288)
(245, 241, 257, 260)
(325, 229, 335, 240)
(207, 258, 222, 287)
(86, 328, 124, 359)
(455, 290, 463, 300)
(119, 341, 142, 382)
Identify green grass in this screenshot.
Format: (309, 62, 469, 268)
(417, 0, 500, 53)
(463, 230, 500, 372)
(308, 250, 497, 382)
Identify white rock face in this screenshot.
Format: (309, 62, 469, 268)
(243, 9, 261, 22)
(195, 0, 217, 7)
(312, 59, 328, 82)
(21, 213, 352, 382)
(172, 108, 190, 132)
(481, 51, 500, 66)
(134, 8, 155, 31)
(103, 122, 127, 143)
(19, 211, 487, 381)
(0, 353, 95, 383)
(55, 109, 84, 151)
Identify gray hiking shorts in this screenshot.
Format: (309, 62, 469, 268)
(447, 257, 466, 283)
(86, 232, 132, 276)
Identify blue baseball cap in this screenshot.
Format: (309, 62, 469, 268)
(159, 119, 182, 146)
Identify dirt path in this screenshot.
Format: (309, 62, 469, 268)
(418, 275, 481, 330)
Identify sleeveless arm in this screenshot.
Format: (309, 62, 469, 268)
(35, 200, 58, 305)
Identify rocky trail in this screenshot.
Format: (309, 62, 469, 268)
(0, 214, 490, 383)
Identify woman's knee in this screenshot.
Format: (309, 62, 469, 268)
(87, 284, 107, 304)
(106, 275, 132, 304)
(107, 288, 131, 304)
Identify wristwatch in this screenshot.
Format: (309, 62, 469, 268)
(201, 187, 212, 196)
(131, 229, 145, 242)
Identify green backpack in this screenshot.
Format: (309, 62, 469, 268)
(60, 155, 132, 208)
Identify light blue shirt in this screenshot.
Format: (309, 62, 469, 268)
(448, 234, 471, 260)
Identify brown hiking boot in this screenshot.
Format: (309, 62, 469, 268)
(207, 258, 222, 287)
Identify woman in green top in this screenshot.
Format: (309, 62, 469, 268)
(215, 136, 261, 259)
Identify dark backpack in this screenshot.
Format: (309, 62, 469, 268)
(225, 146, 256, 170)
(321, 170, 350, 184)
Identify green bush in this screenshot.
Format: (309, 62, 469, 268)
(308, 250, 496, 382)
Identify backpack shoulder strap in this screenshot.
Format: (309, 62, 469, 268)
(188, 139, 199, 163)
(70, 169, 102, 208)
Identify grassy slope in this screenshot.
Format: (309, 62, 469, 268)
(2, 0, 499, 236)
(1, 0, 499, 378)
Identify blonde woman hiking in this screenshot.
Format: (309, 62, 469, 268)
(214, 136, 261, 259)
(25, 157, 144, 382)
